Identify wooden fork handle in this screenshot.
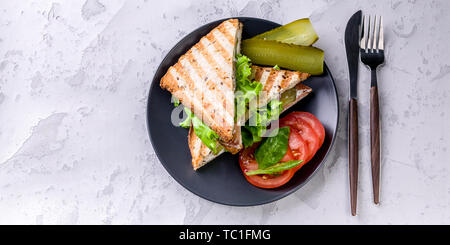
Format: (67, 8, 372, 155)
(349, 98, 359, 216)
(370, 86, 380, 204)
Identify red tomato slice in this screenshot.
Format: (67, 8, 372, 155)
(280, 147, 295, 162)
(289, 112, 325, 145)
(286, 127, 310, 162)
(281, 115, 319, 161)
(238, 111, 326, 189)
(296, 118, 320, 161)
(286, 126, 303, 150)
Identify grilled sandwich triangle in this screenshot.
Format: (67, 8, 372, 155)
(160, 19, 243, 152)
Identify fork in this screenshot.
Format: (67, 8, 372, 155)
(360, 15, 384, 205)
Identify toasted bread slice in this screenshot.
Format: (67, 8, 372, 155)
(188, 127, 226, 170)
(160, 19, 243, 145)
(250, 65, 310, 108)
(189, 66, 312, 170)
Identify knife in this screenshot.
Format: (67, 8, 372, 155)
(344, 10, 362, 216)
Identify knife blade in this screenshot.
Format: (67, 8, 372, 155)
(345, 10, 362, 99)
(344, 10, 361, 216)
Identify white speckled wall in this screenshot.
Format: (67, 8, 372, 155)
(0, 0, 449, 224)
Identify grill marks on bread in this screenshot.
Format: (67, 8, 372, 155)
(160, 19, 241, 142)
(251, 65, 310, 97)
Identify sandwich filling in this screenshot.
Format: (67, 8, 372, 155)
(180, 53, 262, 154)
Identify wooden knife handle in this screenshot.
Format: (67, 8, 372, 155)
(370, 86, 380, 204)
(349, 98, 359, 216)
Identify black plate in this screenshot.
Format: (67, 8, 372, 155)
(147, 17, 339, 206)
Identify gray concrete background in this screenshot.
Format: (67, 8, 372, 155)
(0, 0, 449, 224)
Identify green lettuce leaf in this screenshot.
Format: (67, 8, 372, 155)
(172, 96, 180, 107)
(245, 160, 303, 176)
(235, 54, 263, 120)
(241, 127, 254, 148)
(179, 113, 191, 128)
(255, 127, 290, 169)
(243, 99, 283, 147)
(180, 107, 220, 154)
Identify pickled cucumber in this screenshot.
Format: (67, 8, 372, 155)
(280, 87, 297, 106)
(242, 39, 324, 75)
(252, 18, 318, 46)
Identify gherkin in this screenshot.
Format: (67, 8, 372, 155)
(252, 18, 319, 46)
(242, 39, 324, 75)
(280, 87, 298, 106)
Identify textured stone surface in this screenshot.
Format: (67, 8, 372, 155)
(0, 0, 449, 224)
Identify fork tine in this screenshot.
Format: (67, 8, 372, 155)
(372, 15, 379, 52)
(378, 16, 384, 50)
(360, 15, 368, 51)
(367, 15, 372, 53)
